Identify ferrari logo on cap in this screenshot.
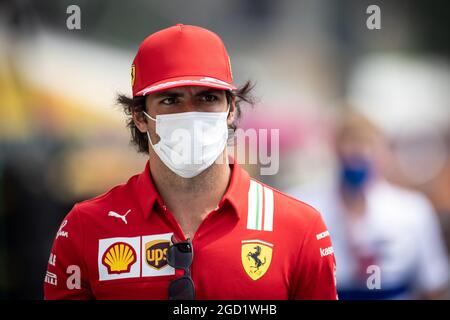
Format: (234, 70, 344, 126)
(131, 64, 136, 86)
(241, 239, 273, 280)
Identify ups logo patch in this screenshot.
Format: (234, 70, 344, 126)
(145, 240, 170, 270)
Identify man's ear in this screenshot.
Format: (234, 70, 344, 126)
(227, 96, 236, 125)
(132, 110, 149, 133)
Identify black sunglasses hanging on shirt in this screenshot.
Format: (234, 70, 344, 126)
(167, 236, 195, 300)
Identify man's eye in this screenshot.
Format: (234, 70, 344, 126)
(201, 94, 218, 102)
(161, 97, 178, 105)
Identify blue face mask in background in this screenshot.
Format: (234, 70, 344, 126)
(339, 157, 372, 191)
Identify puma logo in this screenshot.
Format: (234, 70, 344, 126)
(108, 209, 132, 224)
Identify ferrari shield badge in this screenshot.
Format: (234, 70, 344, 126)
(241, 240, 273, 280)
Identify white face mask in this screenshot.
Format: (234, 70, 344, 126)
(143, 108, 229, 178)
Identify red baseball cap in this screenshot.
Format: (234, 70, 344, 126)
(131, 24, 237, 96)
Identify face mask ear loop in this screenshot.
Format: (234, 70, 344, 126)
(143, 111, 156, 122)
(143, 111, 158, 147)
(226, 103, 231, 119)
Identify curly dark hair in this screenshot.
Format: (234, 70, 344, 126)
(116, 80, 256, 154)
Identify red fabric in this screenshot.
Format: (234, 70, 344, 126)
(44, 161, 337, 300)
(132, 24, 236, 96)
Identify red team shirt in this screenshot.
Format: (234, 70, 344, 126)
(44, 161, 337, 299)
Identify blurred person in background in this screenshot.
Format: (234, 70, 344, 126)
(289, 109, 450, 299)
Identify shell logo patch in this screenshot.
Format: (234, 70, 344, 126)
(98, 236, 140, 281)
(102, 242, 137, 274)
(241, 239, 273, 281)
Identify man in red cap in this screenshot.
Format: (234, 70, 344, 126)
(44, 24, 337, 300)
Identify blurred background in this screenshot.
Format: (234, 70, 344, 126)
(0, 0, 449, 299)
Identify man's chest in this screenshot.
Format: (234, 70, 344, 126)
(83, 223, 290, 299)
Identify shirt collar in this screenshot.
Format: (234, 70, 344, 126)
(218, 161, 250, 219)
(133, 159, 250, 220)
(134, 161, 160, 220)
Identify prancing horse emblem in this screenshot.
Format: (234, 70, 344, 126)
(241, 240, 273, 280)
(247, 246, 266, 271)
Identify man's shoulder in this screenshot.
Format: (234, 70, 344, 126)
(71, 172, 141, 218)
(251, 178, 322, 227)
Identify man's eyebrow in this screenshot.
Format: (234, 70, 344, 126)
(152, 88, 224, 98)
(195, 89, 224, 96)
(153, 91, 184, 98)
